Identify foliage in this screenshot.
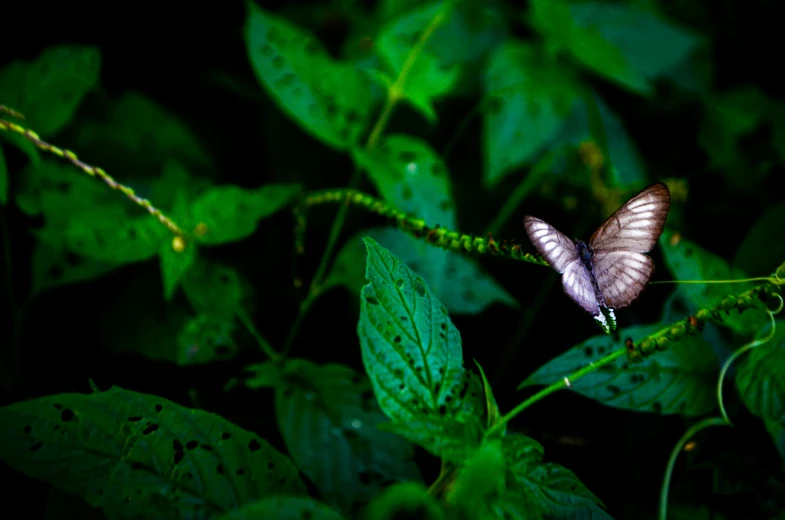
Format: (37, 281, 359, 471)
(2, 1, 785, 519)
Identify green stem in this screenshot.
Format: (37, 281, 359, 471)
(236, 308, 281, 362)
(486, 349, 626, 439)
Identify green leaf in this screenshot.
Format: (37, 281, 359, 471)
(482, 40, 580, 186)
(160, 190, 197, 300)
(447, 439, 506, 518)
(375, 3, 461, 122)
(190, 184, 301, 245)
(378, 411, 484, 464)
(733, 201, 785, 277)
(178, 314, 239, 366)
(0, 386, 306, 518)
(353, 134, 456, 228)
(181, 259, 248, 319)
(218, 496, 346, 520)
(529, 0, 699, 96)
(0, 145, 7, 205)
(0, 45, 101, 136)
(30, 240, 117, 294)
(498, 435, 606, 519)
(245, 3, 374, 149)
(519, 323, 718, 416)
(660, 229, 765, 334)
(328, 228, 517, 315)
(364, 482, 444, 520)
(274, 360, 420, 515)
(357, 237, 484, 424)
(76, 92, 214, 172)
(735, 324, 785, 421)
(243, 361, 282, 390)
(474, 360, 502, 433)
(64, 210, 165, 264)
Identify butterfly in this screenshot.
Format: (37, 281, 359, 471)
(524, 183, 671, 333)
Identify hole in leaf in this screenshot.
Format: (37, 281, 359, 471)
(142, 423, 159, 435)
(365, 296, 379, 305)
(185, 440, 198, 450)
(394, 279, 404, 288)
(29, 441, 44, 452)
(155, 404, 163, 413)
(131, 461, 143, 470)
(414, 280, 426, 297)
(60, 409, 75, 422)
(393, 335, 401, 343)
(53, 404, 63, 410)
(216, 464, 225, 475)
(236, 468, 245, 476)
(221, 432, 231, 440)
(584, 347, 594, 357)
(127, 416, 143, 422)
(268, 461, 275, 470)
(173, 451, 184, 465)
(248, 439, 261, 452)
(173, 439, 184, 452)
(607, 385, 621, 395)
(24, 425, 32, 435)
(200, 444, 214, 452)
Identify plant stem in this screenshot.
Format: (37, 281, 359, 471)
(236, 308, 281, 362)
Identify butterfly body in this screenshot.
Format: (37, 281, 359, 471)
(524, 183, 670, 333)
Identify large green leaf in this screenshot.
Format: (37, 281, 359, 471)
(374, 2, 460, 122)
(519, 323, 718, 416)
(0, 386, 306, 518)
(181, 259, 249, 320)
(495, 435, 607, 519)
(378, 411, 484, 464)
(160, 190, 198, 301)
(178, 314, 239, 366)
(30, 240, 117, 294)
(357, 237, 484, 422)
(327, 228, 517, 315)
(482, 40, 580, 186)
(735, 324, 785, 422)
(272, 360, 420, 515)
(63, 209, 166, 264)
(218, 496, 346, 520)
(190, 183, 301, 245)
(659, 229, 765, 334)
(354, 134, 455, 228)
(245, 3, 374, 149)
(529, 0, 698, 96)
(0, 45, 100, 136)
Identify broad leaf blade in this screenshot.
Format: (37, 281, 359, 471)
(482, 40, 580, 186)
(328, 228, 517, 315)
(181, 259, 249, 320)
(245, 4, 374, 149)
(735, 324, 785, 421)
(519, 324, 718, 416)
(190, 184, 301, 246)
(378, 411, 484, 464)
(660, 229, 765, 334)
(274, 360, 420, 516)
(357, 237, 483, 423)
(0, 386, 306, 518)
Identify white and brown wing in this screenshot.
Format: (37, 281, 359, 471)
(523, 216, 580, 274)
(589, 183, 670, 253)
(592, 251, 654, 309)
(560, 262, 601, 315)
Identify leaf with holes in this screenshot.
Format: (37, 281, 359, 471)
(378, 408, 484, 464)
(529, 0, 698, 96)
(30, 240, 117, 294)
(0, 386, 306, 519)
(497, 435, 606, 519)
(328, 228, 517, 315)
(64, 210, 166, 264)
(191, 184, 301, 246)
(482, 40, 580, 186)
(0, 45, 101, 136)
(274, 360, 420, 516)
(353, 135, 456, 228)
(245, 4, 375, 149)
(181, 259, 248, 320)
(365, 482, 444, 520)
(660, 230, 765, 334)
(735, 325, 785, 422)
(218, 496, 346, 520)
(375, 3, 461, 123)
(519, 323, 717, 416)
(357, 237, 484, 427)
(161, 190, 197, 300)
(178, 314, 239, 366)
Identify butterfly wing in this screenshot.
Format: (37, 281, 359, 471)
(523, 216, 580, 273)
(592, 251, 654, 309)
(524, 216, 603, 316)
(589, 183, 670, 253)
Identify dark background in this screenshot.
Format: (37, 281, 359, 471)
(1, 0, 784, 518)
